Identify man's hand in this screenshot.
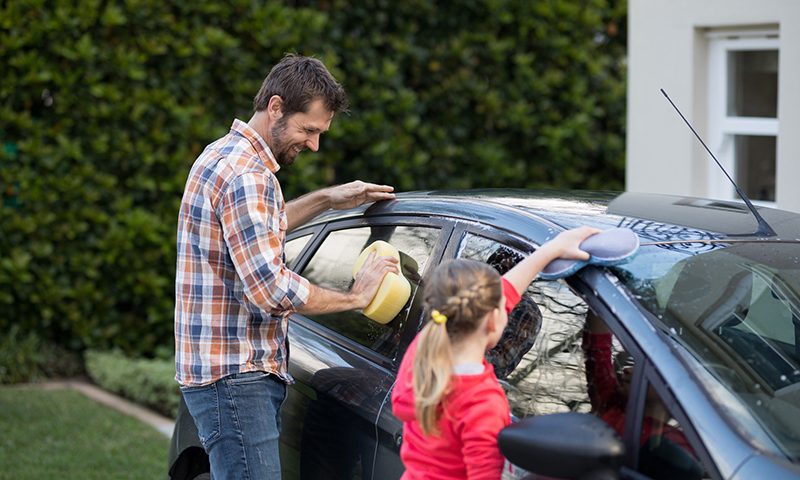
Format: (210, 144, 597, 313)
(350, 251, 400, 309)
(329, 181, 396, 210)
(296, 252, 400, 315)
(286, 181, 395, 231)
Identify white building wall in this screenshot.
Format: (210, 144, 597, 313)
(627, 0, 800, 212)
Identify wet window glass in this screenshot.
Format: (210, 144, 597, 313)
(458, 233, 591, 416)
(284, 234, 311, 269)
(614, 242, 800, 459)
(583, 312, 707, 479)
(300, 225, 439, 357)
(635, 386, 707, 480)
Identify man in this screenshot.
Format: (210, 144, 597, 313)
(175, 54, 398, 479)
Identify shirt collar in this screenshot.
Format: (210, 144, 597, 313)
(230, 119, 280, 173)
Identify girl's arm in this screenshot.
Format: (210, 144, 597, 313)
(502, 226, 600, 294)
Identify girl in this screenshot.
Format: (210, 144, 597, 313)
(391, 226, 599, 479)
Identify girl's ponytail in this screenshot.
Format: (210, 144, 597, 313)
(413, 312, 453, 436)
(412, 259, 502, 436)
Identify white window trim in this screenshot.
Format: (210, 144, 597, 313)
(706, 31, 779, 205)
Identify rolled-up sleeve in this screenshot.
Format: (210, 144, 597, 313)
(218, 171, 310, 314)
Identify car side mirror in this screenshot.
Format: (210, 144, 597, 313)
(498, 412, 624, 480)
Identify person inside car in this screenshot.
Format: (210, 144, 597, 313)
(582, 311, 703, 480)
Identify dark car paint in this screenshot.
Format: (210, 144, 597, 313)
(168, 190, 800, 480)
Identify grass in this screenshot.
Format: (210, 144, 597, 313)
(0, 386, 169, 479)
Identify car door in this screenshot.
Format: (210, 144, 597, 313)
(452, 228, 714, 479)
(279, 217, 450, 480)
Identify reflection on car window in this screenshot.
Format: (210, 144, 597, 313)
(615, 242, 800, 459)
(300, 225, 439, 357)
(458, 233, 590, 416)
(285, 234, 311, 269)
(583, 312, 706, 479)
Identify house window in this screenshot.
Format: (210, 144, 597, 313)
(707, 30, 779, 203)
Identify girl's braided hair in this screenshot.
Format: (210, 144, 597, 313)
(412, 259, 502, 435)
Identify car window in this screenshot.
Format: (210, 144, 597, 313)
(583, 311, 708, 479)
(458, 233, 591, 416)
(284, 234, 311, 269)
(635, 385, 707, 479)
(299, 225, 439, 357)
(617, 242, 800, 458)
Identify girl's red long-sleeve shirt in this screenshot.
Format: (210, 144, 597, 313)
(390, 278, 520, 480)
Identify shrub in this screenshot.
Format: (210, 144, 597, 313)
(0, 326, 84, 384)
(85, 349, 179, 418)
(1, 0, 627, 357)
(309, 0, 628, 193)
(0, 1, 330, 356)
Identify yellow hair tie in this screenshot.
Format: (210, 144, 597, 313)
(431, 309, 447, 325)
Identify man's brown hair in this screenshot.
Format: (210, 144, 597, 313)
(253, 54, 348, 115)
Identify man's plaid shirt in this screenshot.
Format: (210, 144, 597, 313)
(175, 119, 310, 387)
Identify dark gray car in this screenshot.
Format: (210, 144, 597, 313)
(169, 189, 800, 479)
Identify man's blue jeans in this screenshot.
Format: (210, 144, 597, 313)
(181, 371, 287, 480)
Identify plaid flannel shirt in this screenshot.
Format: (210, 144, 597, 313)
(175, 119, 310, 387)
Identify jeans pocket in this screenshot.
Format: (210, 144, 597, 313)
(180, 383, 221, 449)
(279, 380, 289, 409)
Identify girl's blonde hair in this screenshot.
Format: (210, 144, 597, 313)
(413, 259, 502, 435)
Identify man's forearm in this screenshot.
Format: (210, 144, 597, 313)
(286, 188, 331, 231)
(296, 283, 364, 315)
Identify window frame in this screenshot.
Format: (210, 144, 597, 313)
(441, 222, 537, 264)
(706, 29, 779, 205)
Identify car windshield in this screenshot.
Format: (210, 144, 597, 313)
(613, 240, 800, 459)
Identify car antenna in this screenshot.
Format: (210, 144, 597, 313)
(660, 88, 776, 237)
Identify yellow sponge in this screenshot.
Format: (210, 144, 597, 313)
(352, 241, 412, 324)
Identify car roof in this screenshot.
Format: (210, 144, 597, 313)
(304, 189, 800, 244)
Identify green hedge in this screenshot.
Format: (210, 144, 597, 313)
(0, 327, 84, 384)
(85, 349, 178, 418)
(1, 0, 627, 358)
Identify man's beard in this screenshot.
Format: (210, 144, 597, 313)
(271, 116, 303, 166)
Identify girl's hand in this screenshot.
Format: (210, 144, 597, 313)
(503, 226, 600, 295)
(544, 226, 601, 260)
